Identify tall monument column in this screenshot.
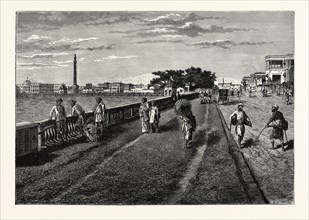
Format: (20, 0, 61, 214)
(72, 54, 79, 94)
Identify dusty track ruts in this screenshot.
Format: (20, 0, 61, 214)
(215, 103, 267, 203)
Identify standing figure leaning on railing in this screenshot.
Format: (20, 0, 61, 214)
(49, 98, 68, 144)
(93, 97, 106, 136)
(70, 99, 86, 137)
(139, 97, 150, 134)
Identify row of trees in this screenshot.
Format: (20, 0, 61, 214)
(149, 67, 217, 91)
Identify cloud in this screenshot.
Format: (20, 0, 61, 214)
(85, 16, 131, 26)
(52, 57, 86, 64)
(17, 35, 113, 53)
(17, 12, 105, 32)
(24, 34, 51, 42)
(137, 12, 224, 26)
(17, 52, 68, 59)
(186, 39, 273, 49)
(17, 12, 143, 32)
(48, 37, 98, 45)
(16, 62, 69, 69)
(94, 55, 138, 62)
(132, 39, 183, 44)
(113, 24, 253, 38)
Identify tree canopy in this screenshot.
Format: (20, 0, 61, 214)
(150, 67, 216, 90)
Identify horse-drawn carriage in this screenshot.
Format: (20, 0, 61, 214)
(217, 88, 229, 104)
(200, 89, 212, 104)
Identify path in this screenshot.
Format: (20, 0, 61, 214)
(16, 98, 264, 204)
(219, 92, 294, 204)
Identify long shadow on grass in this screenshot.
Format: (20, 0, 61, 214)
(207, 130, 221, 146)
(16, 152, 60, 167)
(159, 118, 180, 132)
(18, 120, 141, 167)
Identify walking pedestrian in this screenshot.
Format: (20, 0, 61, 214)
(229, 103, 252, 147)
(263, 104, 287, 151)
(171, 91, 176, 102)
(284, 91, 290, 105)
(139, 97, 150, 134)
(174, 99, 196, 148)
(237, 90, 240, 97)
(70, 99, 86, 136)
(249, 88, 252, 98)
(149, 101, 160, 133)
(93, 97, 106, 136)
(49, 98, 68, 143)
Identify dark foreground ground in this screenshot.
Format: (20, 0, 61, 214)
(16, 95, 293, 205)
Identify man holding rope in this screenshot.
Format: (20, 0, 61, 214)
(263, 104, 287, 151)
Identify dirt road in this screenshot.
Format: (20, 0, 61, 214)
(219, 92, 294, 204)
(16, 98, 264, 204)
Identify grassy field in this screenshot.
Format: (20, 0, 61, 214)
(16, 95, 161, 123)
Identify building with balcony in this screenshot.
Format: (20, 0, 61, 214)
(123, 83, 134, 93)
(265, 54, 294, 94)
(39, 83, 54, 94)
(30, 82, 40, 94)
(96, 83, 110, 93)
(252, 72, 268, 91)
(109, 82, 124, 93)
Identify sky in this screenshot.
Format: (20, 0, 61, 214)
(16, 11, 294, 85)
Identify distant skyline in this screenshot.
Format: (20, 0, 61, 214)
(16, 11, 294, 85)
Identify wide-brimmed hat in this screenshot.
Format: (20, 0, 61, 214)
(96, 97, 102, 102)
(56, 98, 63, 103)
(272, 104, 279, 110)
(237, 103, 244, 108)
(141, 97, 147, 103)
(70, 99, 76, 104)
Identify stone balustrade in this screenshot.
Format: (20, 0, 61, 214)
(16, 93, 198, 159)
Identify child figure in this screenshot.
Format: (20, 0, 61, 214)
(149, 101, 160, 133)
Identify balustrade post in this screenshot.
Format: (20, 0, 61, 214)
(130, 105, 134, 117)
(38, 124, 43, 148)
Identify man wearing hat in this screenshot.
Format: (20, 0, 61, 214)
(230, 103, 252, 147)
(70, 99, 86, 136)
(264, 104, 286, 150)
(49, 98, 68, 143)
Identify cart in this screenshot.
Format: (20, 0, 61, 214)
(218, 89, 229, 104)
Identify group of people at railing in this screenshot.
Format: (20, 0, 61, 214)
(45, 93, 198, 148)
(138, 98, 160, 134)
(49, 97, 106, 144)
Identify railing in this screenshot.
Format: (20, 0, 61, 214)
(16, 93, 199, 159)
